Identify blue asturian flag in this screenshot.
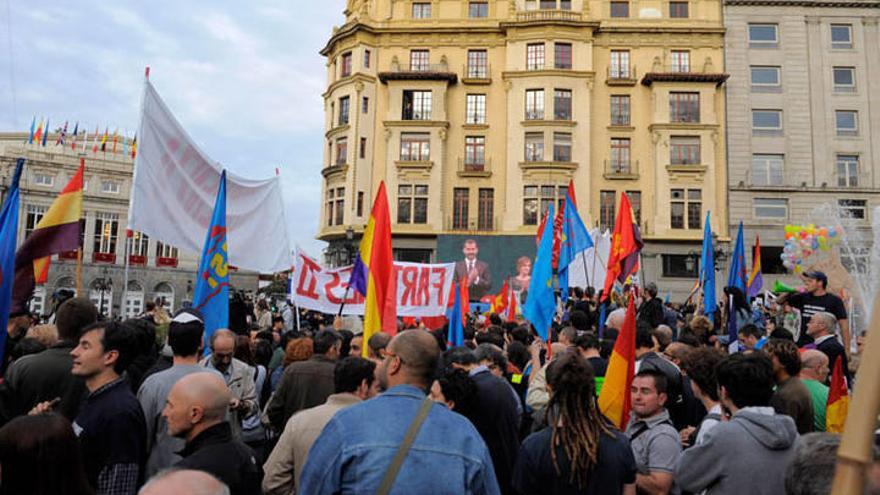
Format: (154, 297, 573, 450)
(0, 159, 24, 363)
(523, 204, 556, 341)
(192, 170, 229, 350)
(447, 281, 464, 347)
(558, 193, 594, 302)
(700, 212, 716, 322)
(727, 221, 747, 293)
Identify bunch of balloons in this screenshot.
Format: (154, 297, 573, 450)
(781, 224, 842, 273)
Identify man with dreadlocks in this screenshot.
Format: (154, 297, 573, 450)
(511, 353, 637, 495)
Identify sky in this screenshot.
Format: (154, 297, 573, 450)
(0, 0, 348, 259)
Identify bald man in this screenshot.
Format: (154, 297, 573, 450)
(139, 469, 230, 495)
(300, 330, 501, 494)
(800, 350, 830, 432)
(164, 373, 262, 495)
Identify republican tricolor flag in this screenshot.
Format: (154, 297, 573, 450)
(12, 159, 84, 313)
(826, 356, 849, 433)
(598, 297, 637, 429)
(350, 182, 394, 356)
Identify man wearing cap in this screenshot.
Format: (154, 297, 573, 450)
(784, 271, 848, 350)
(138, 308, 223, 477)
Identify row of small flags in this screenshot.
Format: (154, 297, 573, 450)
(26, 117, 137, 158)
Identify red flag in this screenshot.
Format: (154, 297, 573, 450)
(492, 279, 510, 314)
(566, 179, 578, 209)
(602, 193, 643, 300)
(506, 286, 518, 323)
(459, 279, 469, 325)
(536, 209, 550, 246)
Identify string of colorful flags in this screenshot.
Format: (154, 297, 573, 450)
(25, 117, 137, 159)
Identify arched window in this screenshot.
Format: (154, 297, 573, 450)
(153, 282, 175, 313)
(125, 281, 145, 318)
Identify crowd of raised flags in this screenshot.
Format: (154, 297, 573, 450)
(26, 117, 137, 158)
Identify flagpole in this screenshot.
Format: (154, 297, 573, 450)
(75, 248, 83, 295)
(122, 67, 150, 318)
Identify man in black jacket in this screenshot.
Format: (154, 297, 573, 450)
(165, 371, 261, 495)
(637, 282, 665, 330)
(445, 346, 520, 495)
(0, 297, 97, 424)
(806, 311, 850, 384)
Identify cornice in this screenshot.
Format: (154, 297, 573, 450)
(321, 22, 506, 56)
(323, 73, 377, 98)
(725, 0, 880, 7)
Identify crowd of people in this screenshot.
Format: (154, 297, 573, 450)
(0, 268, 876, 494)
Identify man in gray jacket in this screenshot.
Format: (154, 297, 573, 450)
(675, 352, 798, 494)
(200, 329, 258, 438)
(138, 308, 223, 477)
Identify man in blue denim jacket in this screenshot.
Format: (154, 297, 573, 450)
(299, 330, 501, 495)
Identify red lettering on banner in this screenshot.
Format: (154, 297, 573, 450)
(416, 267, 431, 307)
(325, 272, 343, 304)
(296, 256, 322, 300)
(400, 266, 418, 306)
(431, 267, 447, 306)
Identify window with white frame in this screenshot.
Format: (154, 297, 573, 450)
(467, 50, 488, 78)
(833, 67, 855, 91)
(553, 132, 572, 162)
(839, 199, 867, 219)
(464, 136, 486, 167)
(466, 94, 486, 124)
(402, 90, 432, 120)
(129, 231, 150, 256)
(468, 1, 488, 17)
(527, 43, 545, 71)
(156, 242, 178, 259)
(397, 184, 429, 224)
(525, 89, 544, 120)
(335, 137, 348, 166)
(410, 50, 429, 71)
(754, 198, 788, 219)
(412, 2, 431, 18)
(749, 24, 779, 47)
(29, 286, 46, 316)
(101, 180, 120, 194)
(836, 110, 858, 135)
(34, 172, 54, 187)
(610, 138, 631, 172)
(752, 109, 782, 131)
(751, 154, 784, 186)
(750, 66, 780, 88)
(831, 24, 853, 49)
(670, 51, 690, 72)
(93, 212, 119, 254)
(400, 133, 431, 161)
(610, 50, 630, 78)
(610, 95, 630, 125)
(524, 132, 544, 162)
(25, 204, 46, 238)
(836, 154, 860, 187)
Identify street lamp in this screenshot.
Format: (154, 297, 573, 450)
(96, 266, 113, 318)
(344, 226, 355, 265)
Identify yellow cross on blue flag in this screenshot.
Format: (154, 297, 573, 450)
(193, 170, 229, 348)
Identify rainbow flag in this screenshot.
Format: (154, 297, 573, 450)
(12, 159, 84, 313)
(747, 235, 763, 298)
(598, 297, 636, 429)
(826, 356, 849, 433)
(350, 182, 394, 356)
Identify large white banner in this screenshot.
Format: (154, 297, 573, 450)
(567, 229, 611, 290)
(129, 80, 291, 273)
(291, 251, 454, 316)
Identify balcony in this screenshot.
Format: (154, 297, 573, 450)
(457, 157, 492, 178)
(512, 9, 585, 24)
(606, 66, 638, 86)
(461, 64, 492, 84)
(321, 163, 348, 179)
(128, 254, 147, 266)
(93, 252, 116, 264)
(156, 256, 178, 268)
(379, 62, 457, 84)
(603, 159, 640, 180)
(831, 171, 872, 190)
(641, 65, 729, 87)
(735, 171, 801, 190)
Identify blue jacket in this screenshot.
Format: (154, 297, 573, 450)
(299, 384, 501, 495)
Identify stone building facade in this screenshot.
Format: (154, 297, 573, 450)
(725, 0, 880, 286)
(319, 0, 729, 298)
(0, 132, 258, 319)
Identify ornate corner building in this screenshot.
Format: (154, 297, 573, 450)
(319, 0, 729, 297)
(0, 133, 258, 319)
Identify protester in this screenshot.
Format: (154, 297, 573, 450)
(637, 282, 665, 329)
(25, 323, 59, 347)
(350, 333, 364, 357)
(799, 350, 830, 432)
(446, 346, 521, 494)
(0, 413, 93, 495)
(737, 324, 766, 351)
(513, 353, 636, 494)
(430, 367, 478, 415)
(199, 329, 258, 437)
(367, 331, 392, 360)
(262, 356, 378, 494)
(270, 336, 314, 390)
(765, 339, 814, 434)
(267, 329, 340, 431)
(31, 321, 146, 494)
(139, 469, 229, 495)
(574, 333, 607, 377)
(783, 271, 848, 348)
(0, 297, 97, 423)
(675, 352, 797, 494)
(138, 309, 223, 477)
(299, 330, 500, 494)
(634, 327, 685, 429)
(625, 369, 681, 494)
(806, 311, 849, 381)
(679, 347, 724, 446)
(164, 372, 262, 495)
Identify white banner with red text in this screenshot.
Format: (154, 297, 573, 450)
(290, 250, 455, 317)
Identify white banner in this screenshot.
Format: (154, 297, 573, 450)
(567, 229, 611, 290)
(291, 251, 454, 316)
(129, 80, 292, 273)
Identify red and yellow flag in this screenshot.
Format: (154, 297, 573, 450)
(12, 159, 84, 312)
(349, 182, 394, 355)
(598, 297, 637, 429)
(602, 192, 643, 300)
(826, 356, 849, 433)
(491, 279, 509, 314)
